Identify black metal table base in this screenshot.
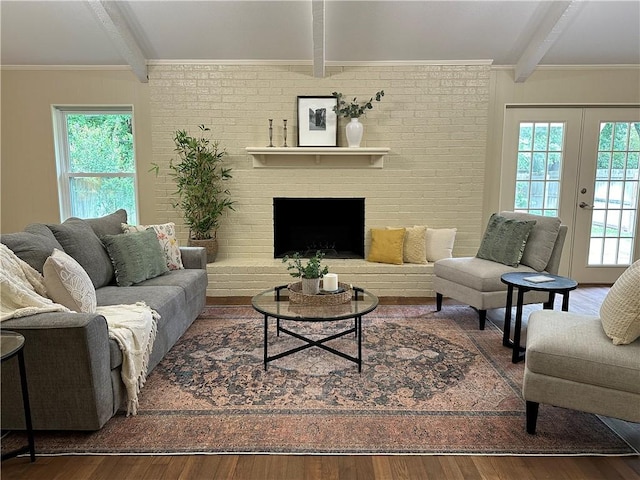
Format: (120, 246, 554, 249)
(502, 282, 573, 364)
(1, 347, 35, 462)
(264, 315, 362, 372)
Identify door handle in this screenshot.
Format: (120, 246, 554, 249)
(579, 201, 593, 209)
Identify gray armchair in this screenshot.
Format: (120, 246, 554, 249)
(434, 212, 567, 329)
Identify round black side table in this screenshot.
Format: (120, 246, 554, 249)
(1, 330, 35, 462)
(500, 273, 578, 364)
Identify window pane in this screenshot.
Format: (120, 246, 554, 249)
(589, 237, 603, 264)
(69, 177, 137, 220)
(519, 123, 533, 150)
(626, 152, 639, 178)
(544, 181, 559, 209)
(517, 152, 531, 176)
(591, 209, 605, 236)
(605, 209, 621, 237)
(66, 114, 134, 173)
(608, 181, 624, 208)
(549, 123, 563, 151)
(603, 238, 618, 264)
(618, 238, 633, 264)
(613, 122, 629, 151)
(515, 182, 530, 209)
(598, 122, 613, 150)
(533, 123, 549, 151)
(621, 209, 635, 238)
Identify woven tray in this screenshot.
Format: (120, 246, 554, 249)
(288, 282, 352, 305)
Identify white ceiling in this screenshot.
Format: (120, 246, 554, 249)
(2, 0, 639, 80)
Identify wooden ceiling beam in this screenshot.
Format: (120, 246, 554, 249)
(312, 0, 325, 78)
(86, 0, 148, 83)
(514, 0, 585, 83)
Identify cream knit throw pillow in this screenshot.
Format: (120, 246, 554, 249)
(600, 259, 640, 345)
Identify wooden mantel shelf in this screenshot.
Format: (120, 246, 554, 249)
(246, 147, 390, 168)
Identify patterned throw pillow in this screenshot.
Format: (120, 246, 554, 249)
(600, 260, 640, 345)
(122, 222, 184, 270)
(367, 228, 406, 265)
(43, 248, 97, 313)
(476, 214, 536, 267)
(387, 226, 427, 264)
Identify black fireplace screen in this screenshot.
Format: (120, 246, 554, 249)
(273, 197, 365, 258)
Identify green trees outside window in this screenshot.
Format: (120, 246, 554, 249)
(54, 109, 137, 221)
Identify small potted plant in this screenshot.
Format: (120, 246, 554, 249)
(331, 90, 384, 147)
(283, 250, 329, 295)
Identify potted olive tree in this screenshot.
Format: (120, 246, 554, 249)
(156, 124, 234, 263)
(283, 250, 329, 295)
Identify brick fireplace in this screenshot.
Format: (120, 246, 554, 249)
(149, 63, 490, 297)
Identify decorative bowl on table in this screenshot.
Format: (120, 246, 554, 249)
(288, 281, 351, 305)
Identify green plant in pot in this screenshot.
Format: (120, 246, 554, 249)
(153, 124, 234, 263)
(331, 90, 384, 147)
(283, 250, 329, 295)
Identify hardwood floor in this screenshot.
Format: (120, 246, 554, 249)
(3, 286, 639, 480)
(2, 454, 640, 479)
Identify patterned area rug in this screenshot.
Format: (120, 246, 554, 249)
(6, 305, 635, 455)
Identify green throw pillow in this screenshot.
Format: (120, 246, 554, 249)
(102, 229, 169, 287)
(476, 214, 536, 267)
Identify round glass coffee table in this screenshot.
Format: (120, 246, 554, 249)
(252, 285, 379, 372)
(501, 272, 578, 364)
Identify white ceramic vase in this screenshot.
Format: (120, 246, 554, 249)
(345, 117, 363, 147)
(301, 277, 321, 295)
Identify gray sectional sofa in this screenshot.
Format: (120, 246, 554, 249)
(1, 210, 208, 431)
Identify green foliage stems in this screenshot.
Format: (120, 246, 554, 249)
(332, 90, 385, 118)
(282, 250, 329, 279)
(165, 125, 234, 240)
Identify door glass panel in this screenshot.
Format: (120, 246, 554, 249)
(514, 122, 564, 217)
(588, 121, 639, 266)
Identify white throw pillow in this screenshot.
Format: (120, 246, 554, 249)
(425, 228, 457, 262)
(600, 259, 640, 345)
(122, 222, 184, 270)
(43, 248, 97, 313)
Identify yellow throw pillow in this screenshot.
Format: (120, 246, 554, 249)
(367, 228, 406, 265)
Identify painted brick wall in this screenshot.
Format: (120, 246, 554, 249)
(148, 64, 490, 266)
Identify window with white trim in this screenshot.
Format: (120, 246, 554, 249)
(52, 107, 138, 222)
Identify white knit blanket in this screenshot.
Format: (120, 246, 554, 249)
(0, 243, 69, 320)
(99, 303, 158, 416)
(0, 243, 157, 416)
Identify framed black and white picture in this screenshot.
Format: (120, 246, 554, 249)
(297, 96, 338, 147)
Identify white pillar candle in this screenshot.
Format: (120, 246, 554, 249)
(323, 273, 338, 291)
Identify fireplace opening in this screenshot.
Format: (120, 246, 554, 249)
(274, 198, 365, 259)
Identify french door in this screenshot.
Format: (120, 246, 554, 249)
(502, 107, 640, 284)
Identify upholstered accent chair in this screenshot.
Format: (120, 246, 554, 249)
(523, 260, 640, 433)
(434, 211, 567, 330)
